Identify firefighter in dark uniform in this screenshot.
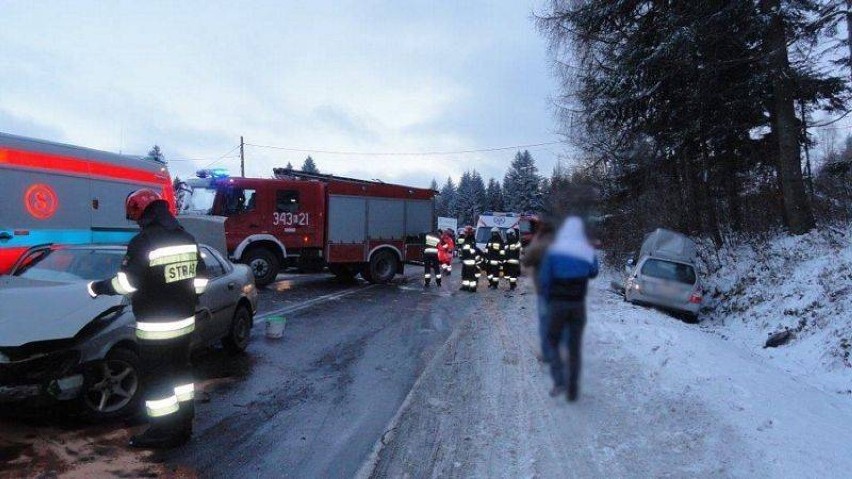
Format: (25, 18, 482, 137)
(423, 230, 442, 287)
(459, 226, 479, 292)
(505, 228, 522, 290)
(485, 227, 505, 289)
(88, 189, 207, 449)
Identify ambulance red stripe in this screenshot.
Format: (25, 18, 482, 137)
(0, 148, 168, 186)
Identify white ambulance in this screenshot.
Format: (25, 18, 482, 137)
(474, 212, 521, 251)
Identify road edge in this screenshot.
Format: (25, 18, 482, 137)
(353, 310, 466, 479)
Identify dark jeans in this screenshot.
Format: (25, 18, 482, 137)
(537, 295, 553, 361)
(547, 300, 586, 390)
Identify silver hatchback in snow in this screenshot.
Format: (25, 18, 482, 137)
(618, 229, 702, 321)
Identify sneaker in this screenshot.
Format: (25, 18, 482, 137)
(549, 386, 565, 398)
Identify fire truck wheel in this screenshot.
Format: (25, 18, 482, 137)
(244, 248, 280, 287)
(366, 250, 398, 284)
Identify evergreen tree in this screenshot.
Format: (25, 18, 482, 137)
(430, 178, 439, 191)
(538, 0, 848, 237)
(437, 177, 457, 218)
(485, 178, 505, 211)
(302, 156, 319, 174)
(285, 161, 293, 171)
(147, 145, 165, 163)
(502, 150, 543, 213)
(455, 170, 487, 225)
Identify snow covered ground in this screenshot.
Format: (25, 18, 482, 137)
(365, 278, 852, 478)
(699, 226, 852, 395)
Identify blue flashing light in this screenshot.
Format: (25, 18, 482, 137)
(196, 168, 230, 179)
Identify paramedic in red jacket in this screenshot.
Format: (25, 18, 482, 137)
(439, 229, 455, 276)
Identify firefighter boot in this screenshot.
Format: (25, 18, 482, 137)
(436, 276, 442, 287)
(129, 417, 191, 449)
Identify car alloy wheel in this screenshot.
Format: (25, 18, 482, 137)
(84, 358, 139, 414)
(224, 306, 253, 354)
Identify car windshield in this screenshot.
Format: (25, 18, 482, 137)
(640, 258, 696, 285)
(14, 248, 126, 282)
(178, 185, 217, 215)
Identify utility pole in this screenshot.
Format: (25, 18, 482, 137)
(240, 136, 245, 177)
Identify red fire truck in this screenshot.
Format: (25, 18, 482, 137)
(178, 168, 436, 286)
(0, 132, 176, 274)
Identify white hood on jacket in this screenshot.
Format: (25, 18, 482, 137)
(549, 216, 596, 263)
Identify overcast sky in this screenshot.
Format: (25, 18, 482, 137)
(0, 1, 565, 188)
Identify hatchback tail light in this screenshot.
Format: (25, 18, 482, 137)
(688, 293, 702, 304)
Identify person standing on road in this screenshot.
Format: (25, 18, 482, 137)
(538, 216, 598, 402)
(485, 227, 504, 289)
(521, 219, 557, 363)
(439, 228, 455, 277)
(504, 228, 522, 290)
(88, 189, 207, 448)
(459, 226, 479, 292)
(423, 230, 442, 287)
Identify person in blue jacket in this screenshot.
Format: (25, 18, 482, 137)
(538, 216, 598, 402)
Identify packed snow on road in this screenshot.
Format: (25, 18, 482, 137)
(365, 274, 852, 479)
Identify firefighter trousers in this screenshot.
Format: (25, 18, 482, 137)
(461, 261, 478, 291)
(423, 254, 441, 285)
(505, 261, 520, 289)
(139, 334, 194, 435)
(486, 260, 501, 287)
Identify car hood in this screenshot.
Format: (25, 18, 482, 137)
(0, 277, 125, 347)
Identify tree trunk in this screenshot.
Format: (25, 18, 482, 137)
(847, 0, 852, 83)
(761, 0, 816, 234)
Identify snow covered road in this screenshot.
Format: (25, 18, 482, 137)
(367, 278, 852, 478)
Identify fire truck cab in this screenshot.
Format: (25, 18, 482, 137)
(178, 169, 435, 286)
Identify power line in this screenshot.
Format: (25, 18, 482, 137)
(168, 155, 240, 162)
(202, 145, 242, 168)
(243, 141, 563, 157)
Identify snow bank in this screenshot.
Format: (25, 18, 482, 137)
(697, 225, 852, 394)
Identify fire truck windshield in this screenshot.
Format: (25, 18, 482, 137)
(178, 185, 217, 215)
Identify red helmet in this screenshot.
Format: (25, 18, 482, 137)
(126, 189, 161, 221)
(464, 226, 474, 235)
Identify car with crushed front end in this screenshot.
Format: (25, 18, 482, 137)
(0, 243, 257, 420)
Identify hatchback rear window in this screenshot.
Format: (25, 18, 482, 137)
(640, 259, 696, 285)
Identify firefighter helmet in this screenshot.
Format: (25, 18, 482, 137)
(126, 189, 162, 221)
(464, 226, 474, 235)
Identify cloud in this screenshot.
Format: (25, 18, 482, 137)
(0, 0, 562, 188)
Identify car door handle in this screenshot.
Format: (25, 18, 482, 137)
(228, 282, 236, 290)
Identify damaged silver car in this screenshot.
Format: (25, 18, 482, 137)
(0, 244, 258, 419)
